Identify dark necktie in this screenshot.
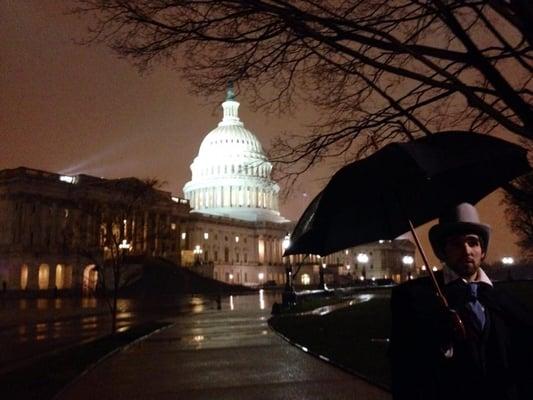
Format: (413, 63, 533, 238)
(465, 283, 486, 332)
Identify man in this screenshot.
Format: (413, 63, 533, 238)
(390, 203, 533, 400)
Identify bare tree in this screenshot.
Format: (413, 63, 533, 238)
(77, 177, 166, 333)
(74, 0, 532, 181)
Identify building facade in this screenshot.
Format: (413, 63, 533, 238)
(0, 90, 416, 294)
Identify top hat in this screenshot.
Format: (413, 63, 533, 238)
(429, 202, 491, 260)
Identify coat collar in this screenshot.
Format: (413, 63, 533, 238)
(443, 265, 493, 286)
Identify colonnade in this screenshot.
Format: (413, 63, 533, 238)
(188, 185, 279, 211)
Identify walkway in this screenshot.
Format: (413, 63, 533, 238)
(57, 292, 391, 400)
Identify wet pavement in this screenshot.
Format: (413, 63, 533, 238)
(57, 291, 391, 400)
(0, 296, 207, 373)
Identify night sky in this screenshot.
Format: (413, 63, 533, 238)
(0, 1, 521, 264)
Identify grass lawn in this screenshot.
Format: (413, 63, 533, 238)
(269, 280, 533, 390)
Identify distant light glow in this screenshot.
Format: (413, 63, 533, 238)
(421, 265, 427, 271)
(357, 253, 369, 263)
(321, 263, 326, 269)
(402, 255, 414, 265)
(282, 234, 291, 250)
(181, 232, 187, 240)
(360, 276, 365, 281)
(235, 236, 239, 243)
(118, 239, 131, 251)
(59, 175, 76, 184)
(502, 256, 514, 265)
(204, 232, 209, 240)
(172, 196, 189, 204)
(258, 272, 264, 280)
(432, 266, 438, 272)
(346, 264, 351, 270)
(301, 273, 311, 285)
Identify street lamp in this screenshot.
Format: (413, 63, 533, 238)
(193, 245, 203, 264)
(402, 255, 414, 282)
(119, 239, 132, 252)
(282, 234, 292, 291)
(356, 253, 369, 280)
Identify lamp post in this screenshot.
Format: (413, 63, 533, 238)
(119, 239, 132, 257)
(193, 245, 203, 265)
(319, 262, 327, 290)
(281, 234, 295, 306)
(357, 253, 369, 281)
(282, 234, 292, 291)
(402, 255, 414, 282)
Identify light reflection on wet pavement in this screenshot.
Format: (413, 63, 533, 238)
(0, 289, 382, 374)
(0, 295, 214, 372)
(301, 293, 381, 316)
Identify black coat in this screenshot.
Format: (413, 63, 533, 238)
(390, 272, 533, 400)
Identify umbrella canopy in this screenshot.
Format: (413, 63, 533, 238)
(285, 132, 531, 256)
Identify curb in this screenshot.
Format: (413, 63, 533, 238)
(267, 317, 391, 393)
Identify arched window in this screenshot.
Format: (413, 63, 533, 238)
(55, 264, 65, 289)
(20, 264, 29, 290)
(83, 264, 98, 296)
(38, 263, 50, 290)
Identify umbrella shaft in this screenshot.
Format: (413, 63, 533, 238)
(408, 220, 449, 308)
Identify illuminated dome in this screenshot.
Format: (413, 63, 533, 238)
(183, 86, 288, 223)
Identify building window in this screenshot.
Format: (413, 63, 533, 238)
(224, 247, 229, 262)
(38, 264, 50, 290)
(20, 264, 29, 290)
(55, 264, 65, 289)
(204, 232, 209, 240)
(181, 232, 187, 240)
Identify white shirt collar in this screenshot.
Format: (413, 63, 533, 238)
(443, 265, 493, 286)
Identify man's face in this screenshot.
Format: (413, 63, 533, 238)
(443, 233, 485, 279)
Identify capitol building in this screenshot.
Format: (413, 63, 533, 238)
(0, 89, 414, 295)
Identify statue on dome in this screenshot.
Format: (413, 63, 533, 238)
(226, 81, 236, 101)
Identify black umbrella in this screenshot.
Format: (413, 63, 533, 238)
(284, 132, 530, 338)
(285, 132, 530, 257)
